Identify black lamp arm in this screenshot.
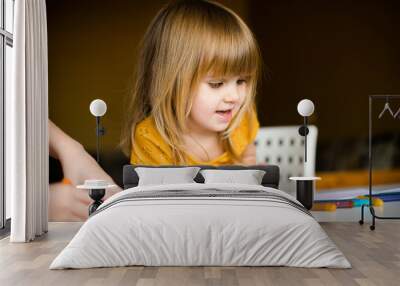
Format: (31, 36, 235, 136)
(298, 116, 309, 163)
(95, 116, 106, 164)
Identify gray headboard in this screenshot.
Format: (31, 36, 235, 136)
(123, 164, 280, 189)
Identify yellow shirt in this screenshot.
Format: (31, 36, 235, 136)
(130, 108, 260, 166)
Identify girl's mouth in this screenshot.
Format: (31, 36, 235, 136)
(216, 109, 233, 122)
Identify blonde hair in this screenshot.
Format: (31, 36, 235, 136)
(121, 0, 262, 164)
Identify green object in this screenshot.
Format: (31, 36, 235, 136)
(352, 198, 369, 207)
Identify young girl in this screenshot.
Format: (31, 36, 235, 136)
(49, 0, 260, 220)
(121, 0, 262, 166)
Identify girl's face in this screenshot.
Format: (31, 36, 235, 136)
(188, 75, 249, 134)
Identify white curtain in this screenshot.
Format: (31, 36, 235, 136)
(6, 0, 48, 242)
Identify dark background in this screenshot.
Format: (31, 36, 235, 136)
(46, 0, 400, 185)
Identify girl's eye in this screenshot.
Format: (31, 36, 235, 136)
(237, 79, 247, 85)
(209, 82, 223, 89)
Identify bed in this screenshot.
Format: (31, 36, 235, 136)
(50, 165, 350, 269)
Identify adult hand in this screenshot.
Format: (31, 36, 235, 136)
(49, 183, 92, 221)
(49, 181, 121, 222)
(51, 145, 122, 221)
(48, 119, 122, 221)
(58, 142, 122, 200)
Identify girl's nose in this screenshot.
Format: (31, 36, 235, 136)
(223, 85, 240, 103)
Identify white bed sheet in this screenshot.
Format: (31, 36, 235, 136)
(50, 183, 351, 269)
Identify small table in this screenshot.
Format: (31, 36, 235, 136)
(289, 177, 321, 210)
(77, 181, 117, 215)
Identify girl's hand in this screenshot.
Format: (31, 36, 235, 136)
(240, 142, 257, 165)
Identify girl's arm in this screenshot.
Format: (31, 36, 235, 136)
(240, 141, 257, 165)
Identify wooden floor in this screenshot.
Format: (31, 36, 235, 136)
(0, 222, 399, 286)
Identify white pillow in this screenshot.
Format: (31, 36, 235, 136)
(200, 169, 266, 185)
(135, 167, 201, 186)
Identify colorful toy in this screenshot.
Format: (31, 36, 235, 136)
(311, 203, 337, 212)
(357, 196, 384, 206)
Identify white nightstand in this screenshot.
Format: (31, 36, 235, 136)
(77, 180, 117, 215)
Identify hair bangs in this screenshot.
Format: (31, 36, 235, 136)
(197, 19, 260, 80)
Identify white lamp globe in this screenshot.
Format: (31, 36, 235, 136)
(90, 99, 107, 117)
(297, 99, 314, 117)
